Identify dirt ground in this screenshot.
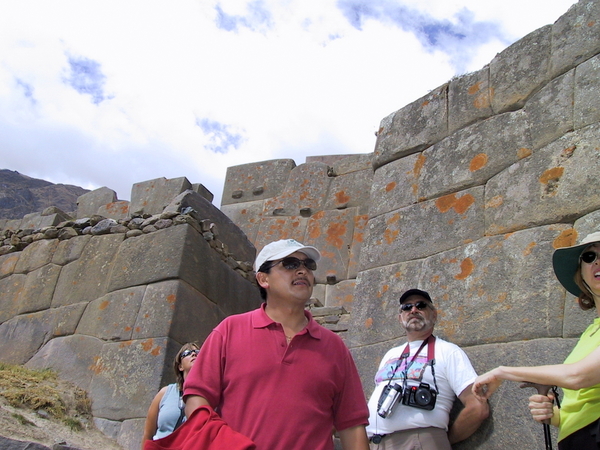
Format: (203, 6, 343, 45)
(0, 385, 124, 450)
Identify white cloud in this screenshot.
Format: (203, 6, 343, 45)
(0, 0, 578, 206)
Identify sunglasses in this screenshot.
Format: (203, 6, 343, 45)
(180, 349, 199, 359)
(580, 251, 600, 265)
(400, 301, 430, 312)
(269, 256, 317, 271)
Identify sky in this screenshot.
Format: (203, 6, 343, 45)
(0, 0, 578, 207)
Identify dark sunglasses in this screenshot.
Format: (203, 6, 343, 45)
(400, 301, 430, 312)
(580, 251, 599, 264)
(180, 349, 199, 359)
(269, 256, 317, 271)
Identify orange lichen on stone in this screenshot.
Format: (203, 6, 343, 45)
(518, 148, 533, 159)
(469, 153, 488, 172)
(151, 346, 161, 356)
(89, 356, 105, 374)
(381, 285, 389, 294)
(539, 167, 564, 184)
(435, 193, 475, 214)
(474, 93, 490, 109)
(422, 100, 430, 107)
(326, 222, 347, 248)
(99, 300, 109, 310)
(553, 229, 577, 249)
(386, 182, 396, 192)
(468, 82, 482, 95)
(485, 195, 504, 209)
(141, 339, 154, 352)
(523, 242, 536, 256)
(365, 317, 373, 328)
(454, 258, 474, 280)
(562, 145, 576, 157)
(335, 190, 350, 204)
(167, 294, 176, 304)
(384, 228, 399, 244)
(414, 154, 426, 178)
(309, 222, 322, 239)
(386, 213, 400, 225)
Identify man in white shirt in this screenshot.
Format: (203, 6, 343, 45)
(366, 289, 489, 449)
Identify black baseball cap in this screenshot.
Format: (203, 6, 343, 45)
(399, 289, 432, 304)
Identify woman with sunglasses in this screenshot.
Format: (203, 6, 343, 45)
(472, 231, 600, 449)
(141, 343, 199, 449)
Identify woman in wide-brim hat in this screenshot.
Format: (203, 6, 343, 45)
(472, 231, 600, 449)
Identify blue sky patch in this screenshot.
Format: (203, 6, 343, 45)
(65, 55, 108, 104)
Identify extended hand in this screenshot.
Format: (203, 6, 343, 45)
(471, 369, 503, 401)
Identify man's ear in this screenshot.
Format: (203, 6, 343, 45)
(256, 271, 269, 289)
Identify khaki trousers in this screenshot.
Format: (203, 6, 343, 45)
(369, 427, 451, 450)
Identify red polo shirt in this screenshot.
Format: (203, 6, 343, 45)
(184, 304, 368, 450)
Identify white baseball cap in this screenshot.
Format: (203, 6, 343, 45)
(254, 239, 321, 272)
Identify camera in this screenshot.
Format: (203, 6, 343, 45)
(402, 382, 437, 410)
(377, 383, 403, 418)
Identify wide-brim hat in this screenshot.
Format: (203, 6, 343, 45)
(553, 231, 600, 297)
(254, 239, 321, 272)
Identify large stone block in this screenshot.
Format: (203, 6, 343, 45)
(130, 177, 192, 216)
(20, 210, 72, 230)
(97, 200, 131, 220)
(221, 159, 295, 206)
(550, 0, 600, 79)
(0, 436, 50, 450)
(448, 66, 493, 134)
(77, 286, 146, 341)
(350, 341, 392, 399)
(0, 274, 25, 324)
(26, 334, 104, 393)
(524, 69, 574, 150)
(262, 162, 332, 216)
(254, 216, 309, 252)
(489, 26, 552, 113)
(163, 190, 256, 263)
(0, 252, 19, 279)
(485, 124, 600, 235)
(107, 224, 261, 314)
(419, 111, 532, 201)
(323, 168, 373, 214)
(0, 310, 54, 364)
(131, 279, 225, 345)
(331, 154, 373, 175)
(118, 418, 146, 450)
(51, 234, 92, 266)
(88, 337, 175, 420)
(373, 84, 448, 169)
(419, 225, 570, 347)
(347, 261, 422, 347)
(16, 264, 61, 314)
(325, 279, 356, 311)
(466, 339, 576, 450)
(574, 53, 600, 130)
(220, 199, 264, 244)
(52, 234, 124, 307)
(13, 238, 59, 274)
(191, 183, 214, 203)
(360, 186, 485, 270)
(369, 153, 421, 218)
(305, 209, 357, 284)
(76, 187, 118, 219)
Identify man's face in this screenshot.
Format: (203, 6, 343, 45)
(399, 295, 437, 334)
(258, 251, 315, 302)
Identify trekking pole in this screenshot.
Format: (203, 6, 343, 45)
(520, 382, 553, 450)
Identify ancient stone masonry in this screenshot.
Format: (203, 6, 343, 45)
(0, 178, 263, 450)
(1, 1, 599, 449)
(220, 1, 600, 449)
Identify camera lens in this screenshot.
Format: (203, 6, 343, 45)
(415, 387, 432, 406)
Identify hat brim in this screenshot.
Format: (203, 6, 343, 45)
(553, 240, 600, 297)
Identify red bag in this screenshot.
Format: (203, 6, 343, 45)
(143, 405, 256, 450)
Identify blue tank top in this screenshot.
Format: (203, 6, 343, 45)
(154, 383, 184, 440)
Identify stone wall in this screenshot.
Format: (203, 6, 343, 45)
(0, 178, 262, 450)
(221, 1, 600, 448)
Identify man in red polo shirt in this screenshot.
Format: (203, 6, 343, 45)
(184, 239, 370, 450)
